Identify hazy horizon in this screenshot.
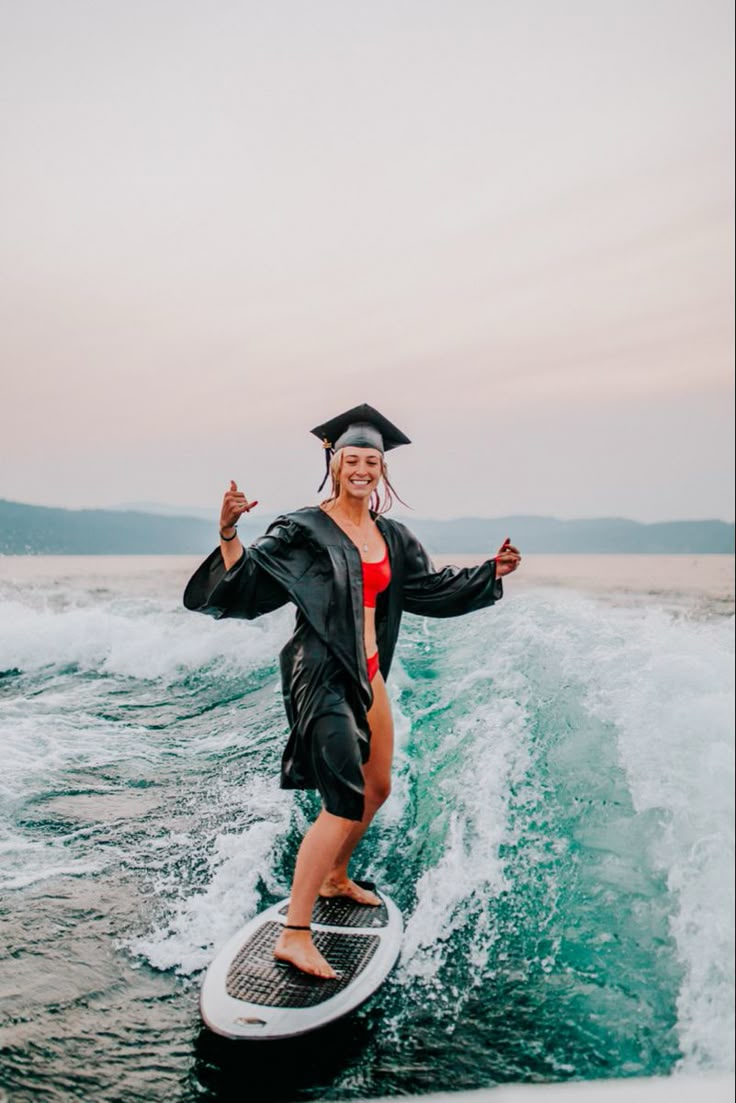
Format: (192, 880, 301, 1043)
(2, 494, 733, 527)
(1, 1, 733, 524)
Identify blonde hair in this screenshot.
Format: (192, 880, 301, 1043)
(321, 448, 406, 515)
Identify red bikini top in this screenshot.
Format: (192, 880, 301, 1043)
(361, 549, 391, 608)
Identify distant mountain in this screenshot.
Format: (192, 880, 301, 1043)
(402, 515, 735, 554)
(0, 499, 255, 555)
(112, 501, 218, 522)
(0, 499, 733, 555)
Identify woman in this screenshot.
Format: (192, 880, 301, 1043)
(183, 403, 521, 979)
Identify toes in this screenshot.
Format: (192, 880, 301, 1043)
(355, 890, 381, 906)
(273, 948, 337, 980)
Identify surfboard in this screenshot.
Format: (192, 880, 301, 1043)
(199, 880, 403, 1039)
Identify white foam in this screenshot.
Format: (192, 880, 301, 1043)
(399, 694, 530, 978)
(569, 599, 735, 1072)
(0, 593, 291, 683)
(389, 606, 534, 1026)
(0, 588, 293, 902)
(392, 591, 733, 1070)
(127, 776, 292, 974)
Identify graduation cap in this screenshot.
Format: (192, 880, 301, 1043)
(310, 403, 411, 491)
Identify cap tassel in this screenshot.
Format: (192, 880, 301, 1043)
(317, 439, 333, 492)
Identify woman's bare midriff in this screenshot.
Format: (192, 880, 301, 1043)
(363, 605, 378, 658)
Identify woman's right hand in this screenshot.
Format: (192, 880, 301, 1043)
(494, 536, 521, 577)
(220, 480, 258, 531)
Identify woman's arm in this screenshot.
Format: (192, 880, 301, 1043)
(183, 482, 289, 620)
(219, 479, 257, 570)
(183, 543, 290, 620)
(399, 524, 512, 618)
(219, 529, 244, 571)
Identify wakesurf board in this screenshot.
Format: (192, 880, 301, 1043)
(200, 880, 402, 1039)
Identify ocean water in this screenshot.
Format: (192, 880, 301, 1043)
(0, 554, 733, 1103)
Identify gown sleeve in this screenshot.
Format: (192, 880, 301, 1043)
(400, 524, 503, 618)
(182, 520, 294, 620)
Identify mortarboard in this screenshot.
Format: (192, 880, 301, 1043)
(310, 403, 411, 490)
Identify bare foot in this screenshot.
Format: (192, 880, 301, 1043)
(318, 877, 382, 906)
(273, 928, 338, 979)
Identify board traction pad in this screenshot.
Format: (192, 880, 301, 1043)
(225, 922, 380, 1007)
(277, 894, 388, 928)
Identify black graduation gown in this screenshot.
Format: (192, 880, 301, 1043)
(183, 506, 503, 821)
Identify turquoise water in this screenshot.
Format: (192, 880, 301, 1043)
(0, 556, 733, 1101)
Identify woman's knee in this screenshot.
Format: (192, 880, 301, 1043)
(365, 776, 391, 808)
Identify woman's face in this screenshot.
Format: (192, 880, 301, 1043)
(339, 447, 383, 500)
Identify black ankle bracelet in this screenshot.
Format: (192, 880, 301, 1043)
(283, 924, 311, 931)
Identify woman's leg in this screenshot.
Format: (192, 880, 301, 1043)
(274, 681, 393, 976)
(319, 673, 394, 905)
(273, 808, 355, 978)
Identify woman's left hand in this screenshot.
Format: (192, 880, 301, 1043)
(494, 537, 521, 576)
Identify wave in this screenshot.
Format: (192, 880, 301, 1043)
(1, 577, 733, 1078)
(0, 589, 292, 683)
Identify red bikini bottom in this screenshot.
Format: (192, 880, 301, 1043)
(366, 652, 380, 682)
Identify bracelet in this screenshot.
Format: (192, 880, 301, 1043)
(219, 526, 238, 542)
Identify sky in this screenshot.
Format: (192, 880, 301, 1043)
(0, 0, 733, 523)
